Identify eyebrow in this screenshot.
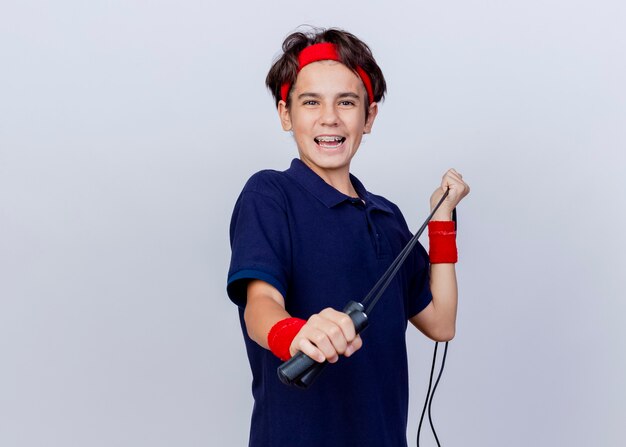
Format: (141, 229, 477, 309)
(297, 92, 361, 100)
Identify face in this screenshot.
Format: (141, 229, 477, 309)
(278, 60, 378, 181)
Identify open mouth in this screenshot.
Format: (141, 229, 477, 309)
(314, 136, 346, 149)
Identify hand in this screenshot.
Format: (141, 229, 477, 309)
(430, 168, 470, 221)
(290, 308, 363, 363)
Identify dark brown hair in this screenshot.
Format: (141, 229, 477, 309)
(265, 27, 387, 108)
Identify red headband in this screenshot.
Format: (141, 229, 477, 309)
(279, 42, 375, 105)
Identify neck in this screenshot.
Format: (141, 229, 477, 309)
(300, 159, 359, 198)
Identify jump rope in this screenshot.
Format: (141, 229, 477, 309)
(278, 188, 457, 446)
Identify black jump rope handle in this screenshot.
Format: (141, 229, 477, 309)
(277, 301, 369, 389)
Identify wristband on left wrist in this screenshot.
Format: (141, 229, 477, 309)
(428, 221, 458, 264)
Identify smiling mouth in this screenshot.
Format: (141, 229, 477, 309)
(314, 136, 346, 148)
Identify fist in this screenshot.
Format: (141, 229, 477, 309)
(290, 308, 363, 363)
(430, 168, 470, 220)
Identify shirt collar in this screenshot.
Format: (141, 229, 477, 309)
(285, 158, 393, 214)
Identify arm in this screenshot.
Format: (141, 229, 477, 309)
(410, 168, 469, 341)
(244, 279, 363, 363)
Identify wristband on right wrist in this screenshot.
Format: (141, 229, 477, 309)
(428, 221, 458, 264)
(267, 317, 306, 361)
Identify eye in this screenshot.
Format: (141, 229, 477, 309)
(303, 100, 319, 106)
(339, 100, 356, 107)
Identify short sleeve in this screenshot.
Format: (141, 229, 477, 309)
(227, 187, 292, 308)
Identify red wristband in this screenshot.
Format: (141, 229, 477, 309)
(267, 317, 306, 361)
(428, 221, 458, 264)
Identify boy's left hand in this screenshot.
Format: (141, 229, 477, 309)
(430, 168, 470, 221)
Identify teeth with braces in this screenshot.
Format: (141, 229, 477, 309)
(316, 136, 344, 142)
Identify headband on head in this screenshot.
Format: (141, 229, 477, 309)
(279, 42, 375, 105)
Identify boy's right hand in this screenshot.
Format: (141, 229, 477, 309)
(289, 308, 363, 363)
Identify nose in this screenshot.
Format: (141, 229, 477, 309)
(319, 103, 339, 126)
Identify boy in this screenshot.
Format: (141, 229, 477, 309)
(227, 27, 469, 447)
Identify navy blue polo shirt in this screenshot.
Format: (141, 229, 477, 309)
(227, 159, 432, 447)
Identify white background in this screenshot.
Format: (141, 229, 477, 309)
(1, 1, 624, 446)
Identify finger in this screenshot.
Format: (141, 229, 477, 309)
(310, 327, 342, 361)
(292, 337, 326, 363)
(448, 168, 462, 178)
(442, 171, 463, 186)
(312, 315, 349, 356)
(293, 325, 338, 362)
(344, 335, 363, 357)
(442, 174, 468, 196)
(445, 185, 467, 203)
(448, 177, 470, 197)
(443, 167, 463, 179)
(319, 308, 356, 342)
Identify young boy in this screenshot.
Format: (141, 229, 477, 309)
(227, 27, 469, 447)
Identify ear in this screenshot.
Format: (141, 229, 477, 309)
(277, 100, 292, 131)
(363, 102, 378, 134)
